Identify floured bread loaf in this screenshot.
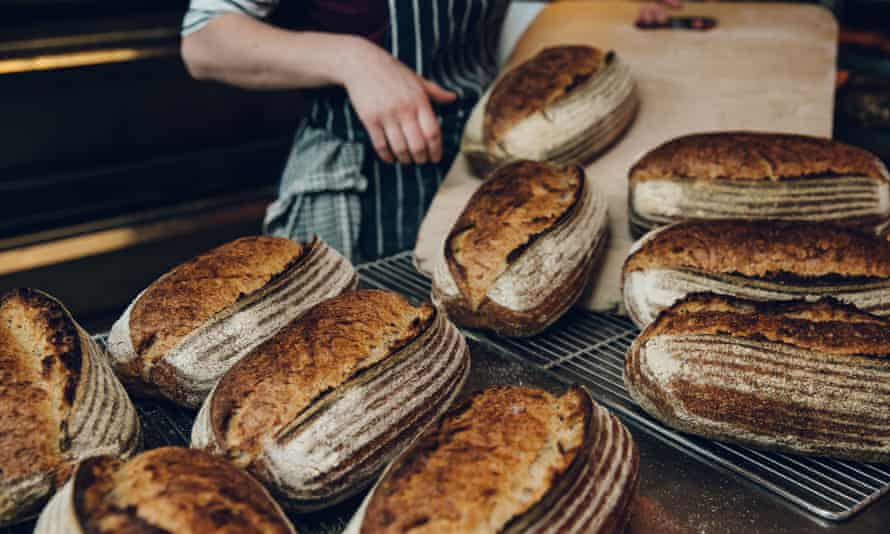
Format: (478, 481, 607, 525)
(462, 45, 637, 176)
(345, 385, 639, 534)
(628, 132, 890, 237)
(0, 289, 140, 527)
(625, 293, 890, 462)
(623, 220, 890, 328)
(433, 160, 608, 336)
(108, 235, 357, 408)
(191, 289, 470, 511)
(34, 447, 295, 534)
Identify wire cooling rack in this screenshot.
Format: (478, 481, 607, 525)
(360, 252, 890, 522)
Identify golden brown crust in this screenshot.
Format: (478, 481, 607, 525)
(642, 293, 890, 357)
(437, 233, 603, 337)
(73, 448, 293, 534)
(624, 220, 890, 279)
(0, 289, 81, 484)
(445, 160, 583, 311)
(128, 236, 304, 369)
(629, 132, 888, 183)
(484, 46, 607, 149)
(210, 290, 434, 465)
(361, 386, 587, 534)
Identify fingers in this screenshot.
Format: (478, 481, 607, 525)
(637, 3, 668, 25)
(417, 102, 443, 163)
(400, 116, 430, 165)
(357, 72, 451, 165)
(422, 79, 458, 104)
(384, 83, 444, 166)
(383, 119, 412, 165)
(366, 121, 394, 164)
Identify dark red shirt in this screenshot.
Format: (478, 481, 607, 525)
(283, 1, 390, 45)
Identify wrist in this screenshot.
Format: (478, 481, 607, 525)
(331, 35, 376, 87)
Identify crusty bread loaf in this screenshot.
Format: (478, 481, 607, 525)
(345, 385, 639, 534)
(34, 447, 295, 534)
(462, 45, 637, 176)
(191, 289, 470, 511)
(0, 289, 140, 527)
(433, 160, 608, 336)
(108, 235, 357, 407)
(622, 220, 890, 328)
(625, 293, 890, 462)
(628, 132, 890, 237)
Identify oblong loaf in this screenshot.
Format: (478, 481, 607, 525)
(462, 45, 637, 176)
(345, 385, 639, 534)
(0, 289, 140, 527)
(34, 447, 296, 534)
(107, 235, 357, 407)
(433, 160, 608, 337)
(191, 289, 470, 511)
(628, 131, 890, 237)
(622, 220, 890, 328)
(625, 293, 890, 462)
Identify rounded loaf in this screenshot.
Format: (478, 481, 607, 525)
(628, 131, 890, 237)
(625, 293, 890, 462)
(433, 160, 608, 337)
(107, 235, 357, 407)
(345, 385, 639, 534)
(34, 447, 296, 534)
(462, 45, 637, 176)
(191, 289, 470, 511)
(0, 289, 140, 527)
(622, 220, 890, 328)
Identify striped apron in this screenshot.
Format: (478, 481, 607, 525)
(264, 0, 508, 262)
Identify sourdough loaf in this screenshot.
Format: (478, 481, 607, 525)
(625, 293, 890, 462)
(462, 45, 637, 176)
(107, 235, 357, 407)
(623, 220, 890, 328)
(345, 385, 639, 534)
(0, 289, 140, 527)
(191, 289, 470, 511)
(34, 447, 295, 534)
(628, 132, 890, 237)
(433, 160, 608, 336)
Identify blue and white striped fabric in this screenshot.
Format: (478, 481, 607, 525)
(182, 0, 508, 262)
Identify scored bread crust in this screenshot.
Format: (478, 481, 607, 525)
(34, 447, 295, 534)
(108, 236, 357, 407)
(626, 293, 890, 462)
(192, 290, 470, 511)
(629, 132, 890, 183)
(623, 220, 890, 279)
(436, 160, 607, 337)
(643, 293, 890, 355)
(484, 46, 606, 149)
(435, 232, 606, 337)
(207, 290, 434, 463)
(0, 289, 140, 527)
(128, 236, 304, 367)
(622, 221, 890, 328)
(352, 385, 639, 534)
(464, 46, 636, 176)
(446, 161, 583, 310)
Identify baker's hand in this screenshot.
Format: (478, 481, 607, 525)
(344, 38, 457, 165)
(637, 0, 682, 26)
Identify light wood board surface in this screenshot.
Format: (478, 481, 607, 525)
(414, 1, 838, 312)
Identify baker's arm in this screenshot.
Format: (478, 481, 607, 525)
(180, 4, 455, 165)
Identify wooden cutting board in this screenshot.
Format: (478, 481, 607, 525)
(414, 2, 838, 312)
